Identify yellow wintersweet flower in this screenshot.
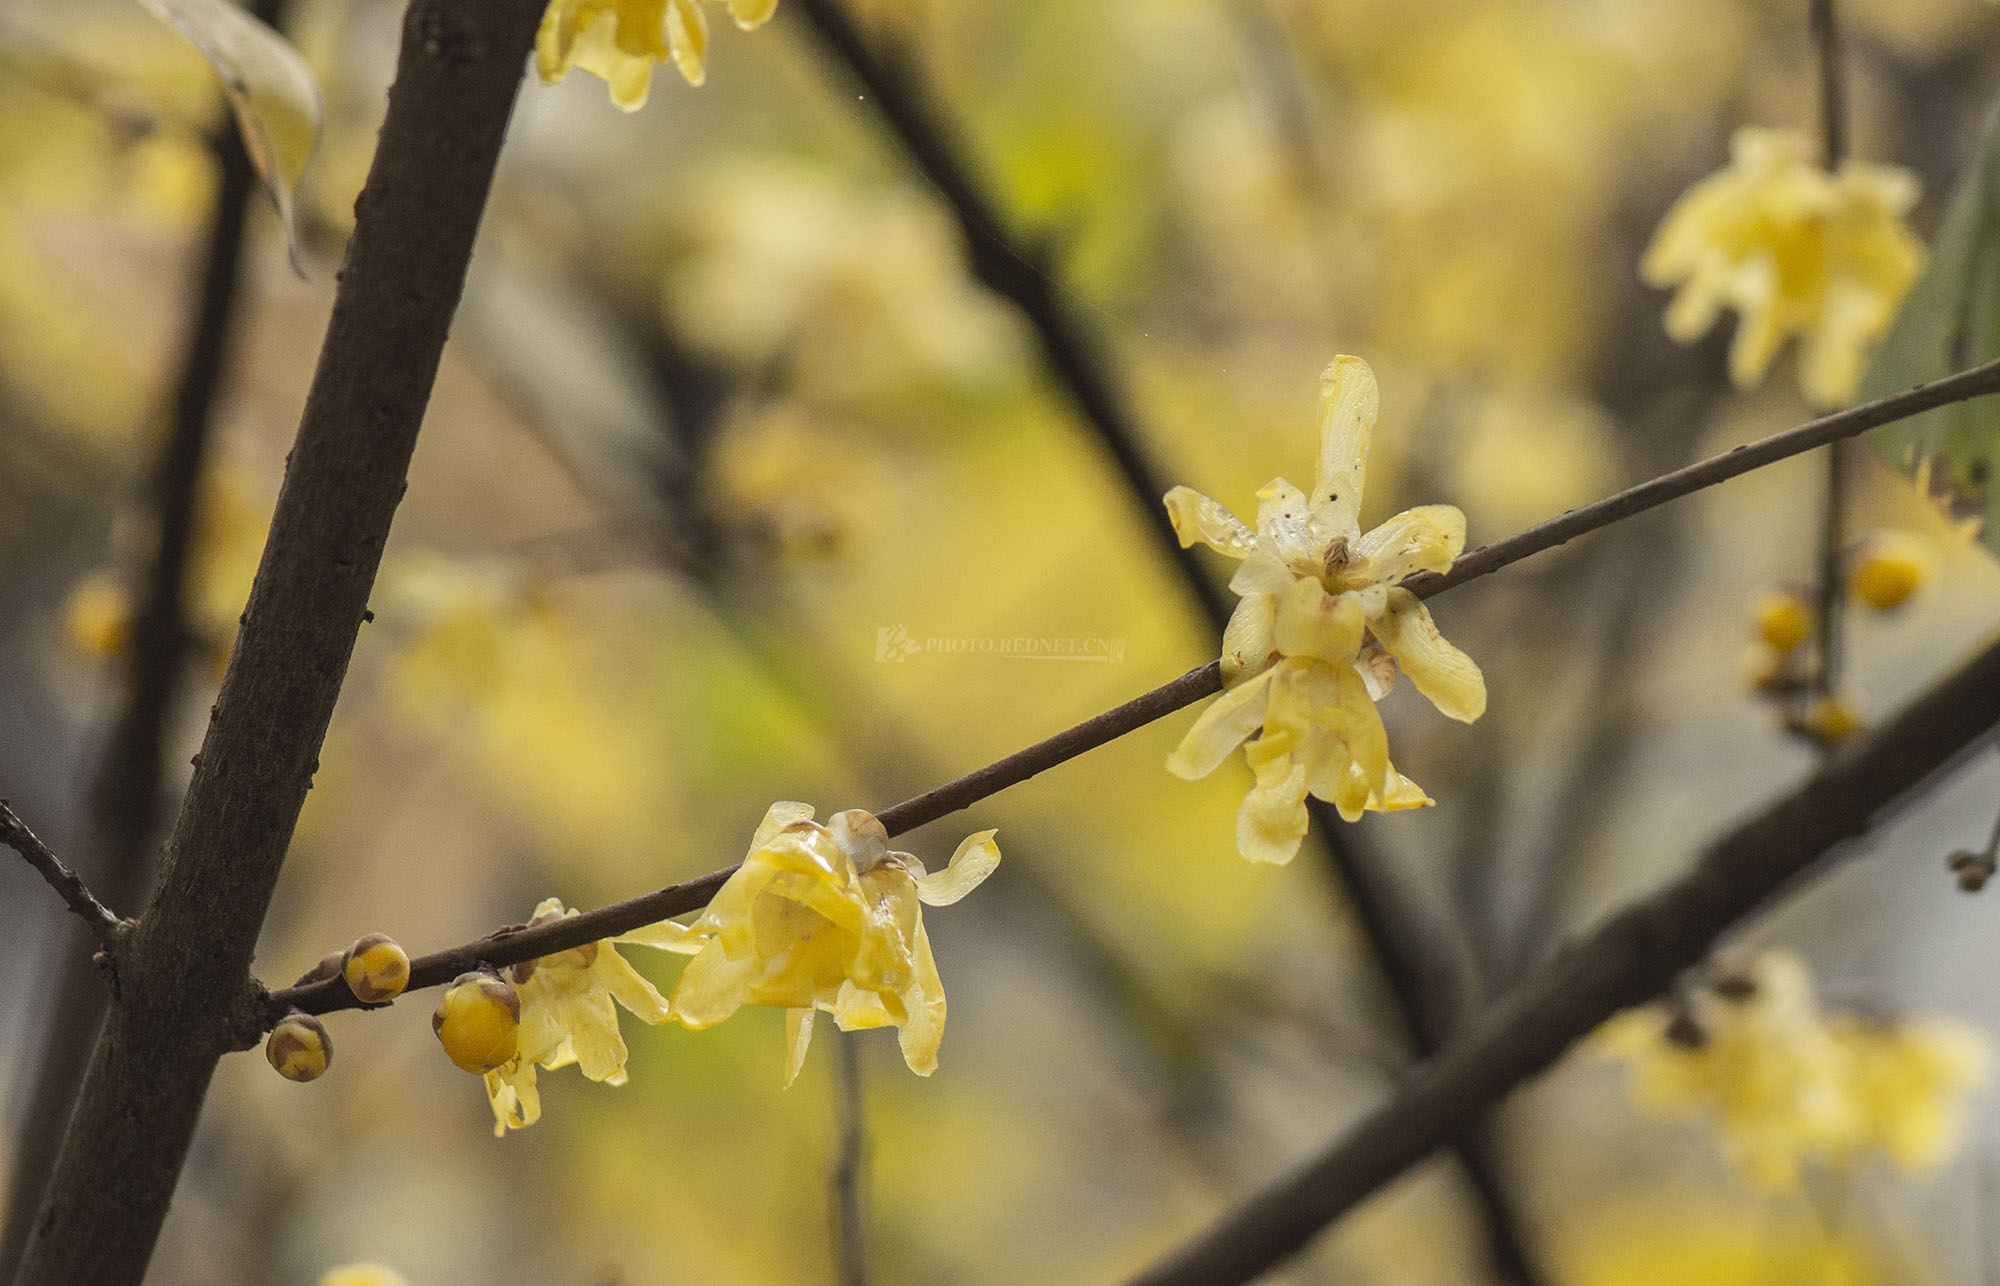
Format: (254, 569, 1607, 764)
(479, 898, 674, 1136)
(631, 803, 999, 1084)
(1161, 356, 1485, 864)
(1831, 1013, 1989, 1174)
(1643, 127, 1924, 409)
(535, 0, 778, 109)
(1594, 951, 1991, 1191)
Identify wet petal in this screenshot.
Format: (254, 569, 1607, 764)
(1369, 588, 1487, 723)
(915, 830, 1001, 905)
(1374, 771, 1435, 812)
(1273, 576, 1366, 666)
(1310, 356, 1378, 539)
(1253, 478, 1317, 567)
(1166, 667, 1276, 779)
(751, 800, 817, 849)
(1164, 486, 1257, 559)
(1349, 505, 1465, 585)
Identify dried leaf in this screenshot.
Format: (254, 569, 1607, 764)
(137, 0, 322, 274)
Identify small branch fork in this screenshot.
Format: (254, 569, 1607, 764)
(0, 804, 125, 952)
(266, 351, 2000, 1024)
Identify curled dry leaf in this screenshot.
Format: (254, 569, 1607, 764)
(137, 0, 322, 274)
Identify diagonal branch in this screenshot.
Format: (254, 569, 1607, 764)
(1128, 629, 2000, 1286)
(268, 351, 2000, 1023)
(13, 1, 546, 1280)
(0, 804, 123, 951)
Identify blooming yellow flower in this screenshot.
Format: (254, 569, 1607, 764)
(477, 898, 675, 1136)
(1593, 950, 1991, 1191)
(1643, 127, 1924, 409)
(630, 803, 998, 1084)
(1161, 356, 1485, 864)
(535, 0, 777, 109)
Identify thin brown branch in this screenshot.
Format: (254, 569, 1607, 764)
(0, 804, 123, 950)
(1402, 353, 2000, 600)
(1128, 629, 2000, 1286)
(14, 1, 545, 1280)
(267, 352, 2000, 1026)
(267, 660, 1226, 1019)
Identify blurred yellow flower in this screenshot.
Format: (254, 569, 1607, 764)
(1162, 356, 1485, 863)
(631, 804, 999, 1084)
(1642, 127, 1924, 408)
(535, 0, 777, 109)
(480, 898, 675, 1136)
(320, 1266, 410, 1286)
(1593, 950, 1990, 1191)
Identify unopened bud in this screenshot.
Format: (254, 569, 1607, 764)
(433, 971, 520, 1074)
(1788, 695, 1863, 748)
(1947, 848, 1995, 893)
(1847, 530, 1933, 611)
(267, 1011, 332, 1082)
(1754, 590, 1813, 654)
(342, 933, 411, 1004)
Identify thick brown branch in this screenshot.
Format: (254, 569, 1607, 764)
(13, 2, 545, 1281)
(1406, 355, 2000, 599)
(1128, 630, 2000, 1286)
(0, 804, 123, 950)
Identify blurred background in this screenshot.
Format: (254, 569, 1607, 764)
(3, 0, 2000, 1281)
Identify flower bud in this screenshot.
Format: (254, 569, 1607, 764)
(1790, 695, 1863, 748)
(266, 1011, 332, 1082)
(1847, 530, 1933, 611)
(433, 971, 520, 1074)
(1754, 590, 1813, 654)
(342, 933, 411, 1004)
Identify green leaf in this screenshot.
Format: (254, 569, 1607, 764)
(137, 0, 322, 275)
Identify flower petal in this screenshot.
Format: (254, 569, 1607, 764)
(1310, 356, 1378, 539)
(784, 1007, 815, 1087)
(615, 917, 706, 955)
(669, 942, 758, 1029)
(1164, 486, 1257, 559)
(1237, 733, 1311, 864)
(896, 921, 947, 1076)
(1369, 588, 1486, 723)
(1349, 505, 1466, 585)
(751, 800, 818, 850)
(1166, 667, 1276, 780)
(1273, 577, 1365, 666)
(1228, 551, 1295, 598)
(915, 830, 1001, 906)
(593, 947, 672, 1024)
(728, 0, 779, 29)
(1221, 592, 1279, 683)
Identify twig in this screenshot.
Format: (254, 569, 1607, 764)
(0, 2, 284, 1269)
(1402, 353, 2000, 600)
(0, 804, 123, 949)
(14, 2, 546, 1281)
(270, 353, 2000, 1025)
(831, 1030, 870, 1286)
(1126, 629, 2000, 1286)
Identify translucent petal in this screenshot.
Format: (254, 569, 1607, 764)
(1227, 552, 1295, 597)
(915, 830, 1001, 906)
(1369, 588, 1487, 723)
(1286, 662, 1390, 815)
(615, 917, 705, 954)
(1273, 577, 1365, 666)
(1310, 356, 1378, 537)
(751, 800, 817, 849)
(784, 1008, 815, 1087)
(665, 0, 709, 87)
(1166, 667, 1276, 780)
(593, 947, 672, 1024)
(728, 0, 779, 28)
(1237, 734, 1310, 864)
(1221, 592, 1279, 684)
(1164, 486, 1257, 559)
(1253, 478, 1317, 567)
(896, 921, 947, 1076)
(484, 1060, 540, 1137)
(1375, 771, 1435, 812)
(1349, 505, 1466, 585)
(669, 943, 758, 1028)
